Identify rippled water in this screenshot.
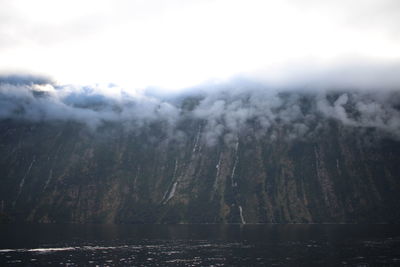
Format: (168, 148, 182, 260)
(1, 224, 400, 266)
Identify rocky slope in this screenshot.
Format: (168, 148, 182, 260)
(1, 114, 399, 224)
(1, 78, 400, 224)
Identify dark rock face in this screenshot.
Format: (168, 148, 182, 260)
(1, 117, 400, 224)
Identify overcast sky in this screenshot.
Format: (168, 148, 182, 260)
(1, 0, 400, 91)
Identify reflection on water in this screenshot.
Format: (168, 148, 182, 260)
(1, 224, 400, 266)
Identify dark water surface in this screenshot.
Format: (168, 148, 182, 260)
(1, 224, 400, 266)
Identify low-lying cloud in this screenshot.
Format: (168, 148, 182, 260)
(1, 73, 400, 145)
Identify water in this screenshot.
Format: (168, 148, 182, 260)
(1, 224, 400, 266)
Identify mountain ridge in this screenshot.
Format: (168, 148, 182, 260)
(1, 111, 399, 223)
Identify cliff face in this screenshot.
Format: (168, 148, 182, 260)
(1, 117, 399, 224)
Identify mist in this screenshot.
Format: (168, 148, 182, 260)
(1, 70, 400, 145)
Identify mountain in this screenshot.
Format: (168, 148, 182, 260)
(1, 84, 400, 224)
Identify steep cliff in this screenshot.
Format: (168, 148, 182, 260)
(1, 114, 399, 224)
(1, 80, 400, 224)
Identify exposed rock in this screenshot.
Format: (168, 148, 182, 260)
(0, 93, 400, 224)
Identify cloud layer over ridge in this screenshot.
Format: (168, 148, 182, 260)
(1, 74, 400, 145)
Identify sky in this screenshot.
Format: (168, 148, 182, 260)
(1, 0, 400, 143)
(1, 0, 400, 92)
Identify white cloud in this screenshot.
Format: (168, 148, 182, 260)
(0, 0, 399, 91)
(1, 74, 400, 143)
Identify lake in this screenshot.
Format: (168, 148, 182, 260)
(1, 224, 400, 266)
